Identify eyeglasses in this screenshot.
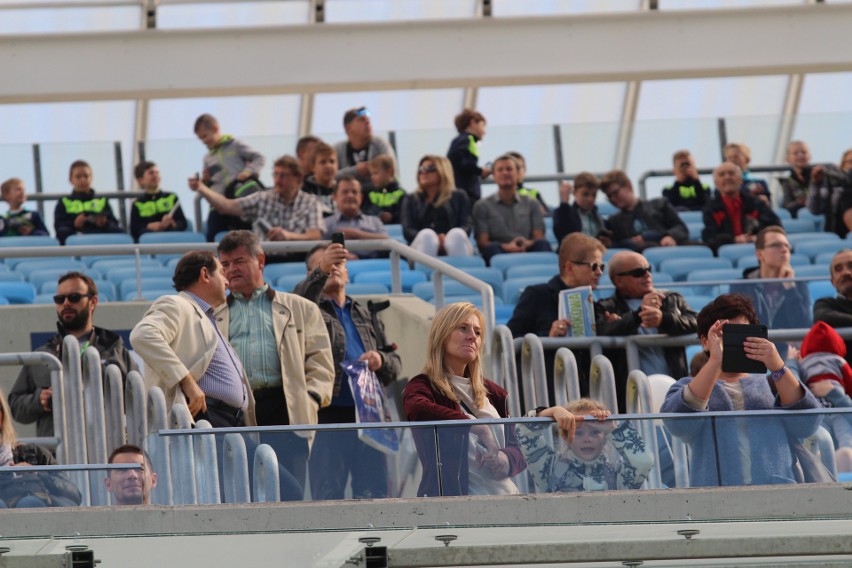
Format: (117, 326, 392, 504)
(614, 266, 652, 278)
(762, 242, 792, 251)
(605, 186, 625, 199)
(53, 292, 94, 304)
(570, 260, 605, 272)
(418, 165, 437, 174)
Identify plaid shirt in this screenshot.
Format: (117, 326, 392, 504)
(238, 190, 325, 237)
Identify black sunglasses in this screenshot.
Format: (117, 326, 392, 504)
(53, 292, 94, 305)
(418, 165, 437, 174)
(570, 260, 606, 272)
(615, 266, 652, 278)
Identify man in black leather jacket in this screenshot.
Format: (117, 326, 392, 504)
(595, 251, 698, 411)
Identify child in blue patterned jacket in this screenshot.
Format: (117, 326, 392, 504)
(515, 398, 653, 492)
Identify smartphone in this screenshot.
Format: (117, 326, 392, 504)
(256, 218, 273, 235)
(331, 232, 345, 247)
(722, 323, 769, 374)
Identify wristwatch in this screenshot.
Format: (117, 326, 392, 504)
(769, 365, 788, 382)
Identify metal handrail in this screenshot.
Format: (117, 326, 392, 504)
(0, 238, 498, 347)
(0, 352, 64, 460)
(636, 163, 793, 200)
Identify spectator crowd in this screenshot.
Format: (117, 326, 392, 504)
(2, 107, 852, 506)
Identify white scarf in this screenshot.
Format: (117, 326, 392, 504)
(449, 375, 518, 495)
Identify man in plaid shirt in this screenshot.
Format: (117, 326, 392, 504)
(190, 155, 325, 244)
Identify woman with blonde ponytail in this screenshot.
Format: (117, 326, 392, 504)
(404, 302, 526, 496)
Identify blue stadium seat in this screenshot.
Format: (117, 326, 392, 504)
(643, 246, 713, 271)
(678, 211, 703, 224)
(503, 276, 548, 304)
(679, 293, 715, 312)
(736, 254, 810, 270)
(650, 272, 673, 284)
(796, 210, 825, 232)
(685, 268, 743, 295)
(89, 258, 163, 273)
(596, 201, 618, 218)
(788, 232, 840, 246)
(275, 273, 305, 292)
(106, 266, 173, 285)
(0, 236, 65, 269)
(495, 304, 515, 326)
(794, 240, 850, 262)
(135, 289, 175, 302)
(815, 251, 843, 265)
(67, 233, 137, 267)
(782, 218, 817, 234)
(347, 258, 410, 279)
(795, 264, 831, 278)
(384, 224, 405, 244)
(441, 295, 504, 308)
(807, 280, 835, 302)
(0, 236, 60, 249)
(67, 233, 134, 247)
(490, 252, 558, 275)
(355, 270, 426, 292)
(139, 231, 206, 245)
(39, 280, 114, 299)
(686, 222, 703, 241)
(34, 293, 55, 305)
(346, 283, 390, 295)
(27, 267, 101, 289)
(264, 262, 306, 283)
(603, 248, 631, 262)
(718, 243, 756, 264)
(140, 231, 207, 263)
(413, 279, 500, 302)
(419, 255, 487, 278)
(0, 282, 36, 304)
(773, 208, 793, 220)
(0, 296, 8, 305)
(505, 264, 556, 280)
(12, 258, 86, 276)
(0, 272, 24, 282)
(120, 277, 175, 300)
(659, 257, 733, 281)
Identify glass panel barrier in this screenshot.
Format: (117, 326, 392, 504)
(147, 407, 851, 503)
(0, 463, 142, 509)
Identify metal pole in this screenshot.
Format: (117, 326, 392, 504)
(124, 369, 146, 447)
(82, 347, 108, 505)
(252, 444, 281, 503)
(222, 433, 250, 503)
(521, 334, 548, 411)
(103, 365, 126, 454)
(589, 354, 618, 413)
(552, 347, 580, 406)
(146, 386, 173, 505)
(193, 420, 222, 505)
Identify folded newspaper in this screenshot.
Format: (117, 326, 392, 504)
(557, 285, 597, 337)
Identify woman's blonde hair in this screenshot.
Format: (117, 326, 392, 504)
(0, 389, 17, 447)
(421, 302, 486, 407)
(416, 155, 457, 208)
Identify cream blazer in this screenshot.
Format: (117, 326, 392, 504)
(131, 291, 256, 425)
(214, 289, 333, 446)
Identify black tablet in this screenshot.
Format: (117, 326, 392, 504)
(722, 323, 768, 374)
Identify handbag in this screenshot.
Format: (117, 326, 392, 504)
(789, 439, 836, 484)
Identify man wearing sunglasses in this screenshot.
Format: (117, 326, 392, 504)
(595, 251, 698, 412)
(334, 106, 396, 193)
(8, 272, 136, 439)
(507, 233, 606, 399)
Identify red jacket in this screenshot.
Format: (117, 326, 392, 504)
(800, 321, 852, 393)
(403, 374, 526, 497)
